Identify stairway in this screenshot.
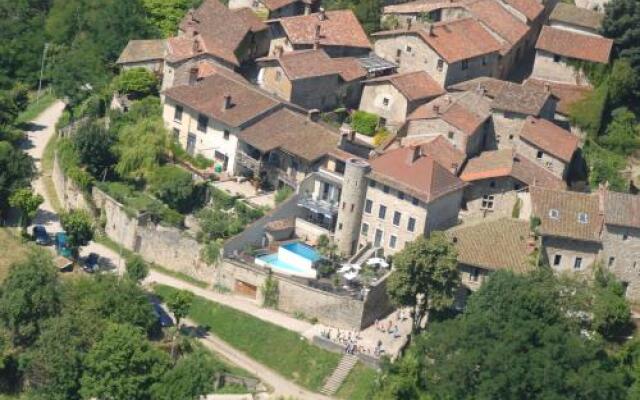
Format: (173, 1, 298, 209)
(320, 354, 359, 396)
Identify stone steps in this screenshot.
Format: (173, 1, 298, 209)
(320, 354, 359, 396)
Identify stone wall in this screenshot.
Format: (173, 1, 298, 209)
(602, 225, 640, 302)
(52, 153, 93, 212)
(542, 236, 601, 275)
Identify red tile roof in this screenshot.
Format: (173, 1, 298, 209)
(523, 79, 592, 116)
(420, 136, 467, 173)
(408, 92, 492, 136)
(278, 10, 371, 50)
(369, 146, 466, 202)
(163, 73, 280, 128)
(536, 26, 613, 64)
(503, 0, 543, 21)
(519, 117, 579, 163)
(173, 0, 267, 66)
(260, 49, 366, 81)
(460, 149, 566, 189)
(365, 71, 445, 102)
(465, 0, 529, 54)
(373, 18, 502, 63)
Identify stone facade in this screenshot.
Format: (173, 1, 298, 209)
(531, 50, 590, 86)
(516, 138, 569, 179)
(373, 34, 499, 86)
(462, 177, 521, 218)
(459, 263, 491, 292)
(359, 83, 413, 132)
(542, 236, 601, 275)
(602, 225, 640, 300)
(492, 100, 556, 150)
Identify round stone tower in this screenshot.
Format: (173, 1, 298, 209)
(335, 157, 370, 256)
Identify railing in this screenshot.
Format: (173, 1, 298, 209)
(297, 195, 339, 216)
(278, 171, 298, 188)
(236, 151, 262, 173)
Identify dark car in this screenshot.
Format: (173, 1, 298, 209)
(83, 253, 99, 273)
(33, 225, 50, 245)
(152, 303, 174, 328)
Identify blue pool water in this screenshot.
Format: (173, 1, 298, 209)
(257, 253, 309, 273)
(281, 242, 321, 262)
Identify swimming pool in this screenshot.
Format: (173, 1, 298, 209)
(255, 242, 321, 279)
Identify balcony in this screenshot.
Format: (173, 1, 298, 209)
(297, 195, 339, 217)
(317, 167, 344, 185)
(236, 151, 263, 174)
(278, 171, 298, 188)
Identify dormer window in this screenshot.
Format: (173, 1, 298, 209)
(549, 209, 560, 219)
(405, 45, 412, 53)
(578, 212, 588, 224)
(382, 97, 390, 107)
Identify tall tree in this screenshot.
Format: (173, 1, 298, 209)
(150, 350, 220, 400)
(71, 121, 117, 179)
(59, 210, 94, 259)
(602, 0, 640, 73)
(125, 255, 149, 284)
(0, 141, 35, 214)
(387, 233, 460, 333)
(167, 290, 193, 328)
(148, 165, 195, 212)
(9, 188, 43, 233)
(114, 117, 167, 181)
(80, 323, 170, 400)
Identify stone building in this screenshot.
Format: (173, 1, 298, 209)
(267, 10, 372, 58)
(516, 117, 580, 180)
(530, 186, 602, 275)
(549, 2, 604, 36)
(116, 39, 166, 73)
(160, 0, 270, 90)
(404, 90, 492, 157)
(257, 49, 366, 111)
(531, 26, 613, 86)
(372, 18, 502, 87)
(460, 149, 565, 218)
(523, 78, 592, 126)
(358, 71, 445, 132)
(228, 0, 319, 19)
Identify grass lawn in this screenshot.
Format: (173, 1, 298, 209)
(41, 133, 63, 213)
(0, 229, 31, 281)
(154, 284, 341, 391)
(336, 362, 378, 400)
(16, 92, 56, 125)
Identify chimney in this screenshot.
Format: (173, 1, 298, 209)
(192, 30, 198, 37)
(222, 95, 232, 111)
(313, 24, 321, 49)
(188, 67, 199, 85)
(304, 2, 311, 15)
(192, 38, 201, 53)
(428, 23, 435, 36)
(307, 109, 320, 122)
(318, 7, 326, 21)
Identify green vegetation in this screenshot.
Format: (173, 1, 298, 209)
(154, 284, 341, 390)
(125, 255, 150, 284)
(350, 110, 379, 136)
(323, 0, 383, 34)
(148, 165, 197, 213)
(169, 139, 214, 170)
(8, 188, 43, 233)
(197, 189, 265, 242)
(274, 185, 294, 205)
(59, 210, 95, 259)
(112, 67, 158, 98)
(15, 92, 56, 125)
(0, 229, 32, 279)
(261, 270, 279, 308)
(336, 363, 378, 400)
(142, 0, 204, 37)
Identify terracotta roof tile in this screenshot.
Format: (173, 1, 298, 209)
(531, 186, 602, 242)
(262, 0, 299, 11)
(420, 136, 467, 173)
(278, 10, 371, 49)
(460, 149, 566, 189)
(373, 18, 502, 63)
(236, 108, 339, 162)
(163, 73, 280, 127)
(524, 79, 592, 116)
(465, 0, 529, 54)
(447, 218, 535, 273)
(448, 77, 509, 98)
(550, 3, 603, 31)
(491, 82, 551, 115)
(365, 71, 445, 102)
(260, 49, 366, 81)
(384, 0, 462, 14)
(519, 117, 579, 163)
(604, 190, 640, 229)
(116, 39, 166, 64)
(502, 0, 543, 21)
(368, 146, 466, 202)
(536, 26, 613, 64)
(408, 91, 492, 135)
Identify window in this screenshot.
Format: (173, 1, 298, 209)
(578, 212, 589, 224)
(549, 209, 560, 219)
(406, 45, 412, 53)
(470, 268, 480, 282)
(197, 114, 208, 132)
(174, 105, 183, 122)
(574, 257, 583, 270)
(383, 185, 390, 193)
(361, 223, 369, 236)
(437, 59, 444, 71)
(407, 217, 416, 232)
(397, 191, 405, 200)
(369, 180, 375, 188)
(378, 205, 387, 219)
(481, 195, 494, 209)
(172, 128, 180, 142)
(553, 254, 562, 266)
(447, 131, 454, 139)
(275, 70, 282, 81)
(350, 204, 354, 212)
(412, 197, 419, 206)
(396, 49, 402, 58)
(461, 60, 469, 70)
(364, 199, 373, 213)
(623, 232, 629, 240)
(536, 150, 544, 159)
(342, 202, 345, 210)
(223, 130, 230, 140)
(553, 54, 561, 62)
(389, 235, 398, 249)
(393, 211, 401, 226)
(508, 134, 514, 140)
(489, 180, 496, 188)
(608, 257, 616, 267)
(382, 97, 390, 107)
(482, 56, 487, 66)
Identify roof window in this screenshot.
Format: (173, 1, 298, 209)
(549, 209, 560, 220)
(578, 212, 588, 224)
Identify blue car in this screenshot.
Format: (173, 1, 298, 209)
(33, 225, 50, 245)
(83, 253, 99, 273)
(152, 303, 174, 328)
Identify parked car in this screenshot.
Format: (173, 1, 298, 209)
(33, 225, 50, 245)
(83, 252, 99, 273)
(152, 303, 174, 328)
(55, 232, 73, 258)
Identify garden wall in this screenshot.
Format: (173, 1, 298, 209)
(52, 154, 93, 212)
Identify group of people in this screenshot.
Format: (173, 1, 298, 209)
(319, 328, 383, 357)
(374, 318, 402, 339)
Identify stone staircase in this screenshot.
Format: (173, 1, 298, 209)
(320, 354, 359, 396)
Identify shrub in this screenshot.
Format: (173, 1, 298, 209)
(373, 128, 391, 146)
(148, 165, 195, 212)
(274, 186, 293, 205)
(113, 67, 158, 98)
(209, 187, 238, 209)
(351, 110, 379, 136)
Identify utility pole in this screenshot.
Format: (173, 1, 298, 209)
(36, 43, 50, 102)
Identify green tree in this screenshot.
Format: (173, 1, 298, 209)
(387, 233, 460, 333)
(201, 239, 222, 266)
(142, 0, 202, 37)
(59, 210, 94, 259)
(0, 141, 35, 214)
(602, 0, 640, 75)
(8, 188, 43, 232)
(0, 251, 60, 345)
(598, 107, 640, 155)
(261, 269, 279, 309)
(113, 68, 158, 98)
(167, 289, 194, 328)
(350, 110, 379, 136)
(148, 165, 195, 212)
(126, 255, 150, 284)
(80, 323, 170, 400)
(388, 271, 627, 400)
(115, 117, 167, 180)
(592, 266, 631, 339)
(150, 350, 220, 400)
(72, 121, 117, 179)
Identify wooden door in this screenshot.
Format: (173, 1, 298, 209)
(234, 280, 257, 299)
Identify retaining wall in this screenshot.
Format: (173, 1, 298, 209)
(52, 154, 93, 212)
